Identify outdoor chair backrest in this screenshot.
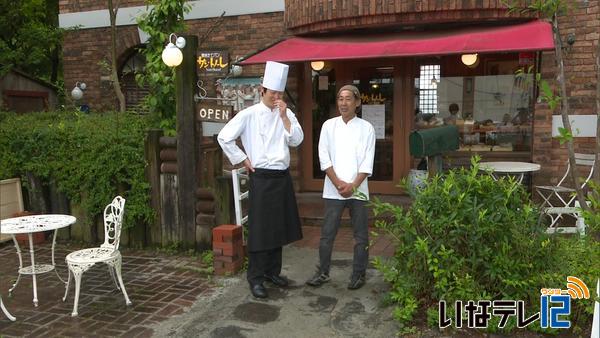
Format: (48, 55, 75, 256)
(555, 153, 595, 190)
(100, 196, 126, 251)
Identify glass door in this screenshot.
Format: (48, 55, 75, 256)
(352, 66, 394, 181)
(300, 60, 407, 194)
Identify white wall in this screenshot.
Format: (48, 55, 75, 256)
(59, 0, 284, 29)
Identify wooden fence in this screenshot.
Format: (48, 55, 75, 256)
(11, 129, 233, 250)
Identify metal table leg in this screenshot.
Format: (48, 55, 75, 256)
(8, 235, 23, 296)
(28, 234, 38, 307)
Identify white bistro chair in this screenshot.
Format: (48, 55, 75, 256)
(535, 153, 595, 232)
(62, 196, 132, 316)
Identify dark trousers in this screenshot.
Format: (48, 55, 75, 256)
(247, 247, 282, 285)
(319, 198, 369, 277)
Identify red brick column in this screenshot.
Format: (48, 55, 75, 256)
(212, 224, 244, 275)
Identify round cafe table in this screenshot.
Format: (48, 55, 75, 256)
(479, 161, 541, 184)
(0, 214, 76, 307)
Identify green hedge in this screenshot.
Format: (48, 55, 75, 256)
(0, 110, 153, 229)
(371, 157, 599, 334)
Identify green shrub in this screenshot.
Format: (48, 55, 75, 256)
(371, 157, 596, 334)
(0, 110, 153, 229)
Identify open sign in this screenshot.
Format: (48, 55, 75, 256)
(196, 103, 233, 123)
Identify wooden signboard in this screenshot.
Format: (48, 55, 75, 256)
(197, 51, 229, 74)
(197, 103, 233, 123)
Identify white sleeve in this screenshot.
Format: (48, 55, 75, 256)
(283, 109, 304, 147)
(318, 121, 332, 171)
(358, 123, 376, 176)
(217, 111, 248, 165)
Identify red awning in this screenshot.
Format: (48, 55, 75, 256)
(241, 20, 554, 64)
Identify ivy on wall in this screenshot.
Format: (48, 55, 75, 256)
(0, 110, 153, 228)
(136, 0, 191, 134)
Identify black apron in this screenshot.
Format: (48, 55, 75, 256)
(247, 168, 303, 252)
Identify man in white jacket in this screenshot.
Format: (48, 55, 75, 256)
(218, 61, 304, 299)
(306, 84, 376, 290)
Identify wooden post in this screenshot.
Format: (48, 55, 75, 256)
(145, 129, 163, 246)
(176, 35, 199, 250)
(427, 155, 443, 178)
(214, 175, 233, 226)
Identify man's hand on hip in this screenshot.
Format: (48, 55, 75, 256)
(243, 158, 255, 173)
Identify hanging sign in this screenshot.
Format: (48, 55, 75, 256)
(518, 52, 535, 66)
(196, 103, 233, 123)
(197, 51, 229, 74)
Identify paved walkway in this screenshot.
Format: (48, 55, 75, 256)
(0, 226, 396, 337)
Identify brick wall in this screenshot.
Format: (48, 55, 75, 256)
(63, 12, 287, 112)
(532, 0, 599, 188)
(285, 0, 535, 34)
(63, 25, 141, 111)
(61, 0, 599, 189)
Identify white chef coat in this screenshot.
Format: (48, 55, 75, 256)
(217, 102, 304, 169)
(319, 116, 376, 200)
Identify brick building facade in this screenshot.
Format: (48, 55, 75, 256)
(59, 0, 599, 193)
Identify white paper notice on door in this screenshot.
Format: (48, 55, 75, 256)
(362, 104, 385, 139)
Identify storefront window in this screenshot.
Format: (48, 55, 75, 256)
(417, 64, 440, 114)
(415, 57, 534, 153)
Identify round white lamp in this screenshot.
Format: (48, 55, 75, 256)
(162, 43, 183, 67)
(230, 65, 243, 77)
(71, 82, 85, 100)
(161, 33, 185, 67)
(461, 53, 479, 68)
(311, 61, 325, 71)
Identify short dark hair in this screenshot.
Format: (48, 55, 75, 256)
(449, 103, 459, 113)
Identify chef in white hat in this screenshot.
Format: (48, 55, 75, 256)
(218, 61, 304, 299)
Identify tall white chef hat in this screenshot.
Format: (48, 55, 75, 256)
(262, 61, 289, 92)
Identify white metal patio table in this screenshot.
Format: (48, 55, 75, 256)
(0, 214, 76, 307)
(479, 161, 541, 184)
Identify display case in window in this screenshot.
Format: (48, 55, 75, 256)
(414, 73, 534, 153)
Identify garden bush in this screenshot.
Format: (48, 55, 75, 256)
(0, 110, 153, 229)
(371, 157, 598, 334)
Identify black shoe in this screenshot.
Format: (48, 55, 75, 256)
(347, 273, 366, 290)
(250, 283, 268, 298)
(306, 271, 330, 287)
(264, 274, 289, 287)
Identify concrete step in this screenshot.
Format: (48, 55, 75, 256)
(296, 192, 412, 226)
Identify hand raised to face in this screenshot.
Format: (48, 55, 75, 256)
(275, 99, 287, 118)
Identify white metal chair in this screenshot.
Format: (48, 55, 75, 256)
(231, 167, 249, 243)
(542, 201, 587, 236)
(535, 153, 595, 231)
(62, 196, 132, 316)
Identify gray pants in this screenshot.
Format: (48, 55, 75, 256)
(318, 198, 369, 277)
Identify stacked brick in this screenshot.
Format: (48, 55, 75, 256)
(212, 224, 244, 276)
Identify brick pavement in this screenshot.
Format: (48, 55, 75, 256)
(0, 242, 216, 337)
(0, 226, 395, 337)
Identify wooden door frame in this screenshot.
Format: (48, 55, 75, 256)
(299, 58, 413, 194)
